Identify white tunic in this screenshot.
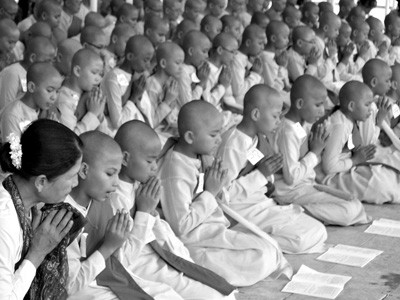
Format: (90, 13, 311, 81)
(0, 63, 27, 111)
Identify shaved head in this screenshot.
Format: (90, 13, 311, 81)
(290, 75, 326, 104)
(26, 21, 52, 40)
(115, 120, 160, 154)
(178, 100, 221, 136)
(27, 61, 61, 85)
(71, 48, 102, 70)
(182, 30, 209, 53)
(241, 24, 264, 45)
(243, 84, 283, 118)
(292, 25, 314, 43)
(55, 38, 82, 76)
(362, 58, 391, 85)
(339, 81, 372, 109)
(0, 18, 18, 36)
(156, 41, 184, 63)
(266, 20, 289, 38)
(80, 130, 122, 166)
(319, 10, 341, 28)
(125, 35, 153, 56)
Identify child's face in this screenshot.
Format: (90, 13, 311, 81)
(273, 25, 290, 49)
(247, 34, 265, 56)
(304, 6, 319, 27)
(114, 32, 135, 58)
(185, 2, 206, 23)
(0, 29, 19, 55)
(122, 9, 139, 28)
(272, 0, 286, 13)
(125, 138, 161, 183)
(85, 34, 107, 55)
(189, 38, 211, 67)
(39, 157, 82, 204)
(130, 45, 155, 72)
(220, 38, 239, 65)
(298, 31, 316, 55)
(206, 20, 222, 41)
(286, 11, 301, 29)
(370, 22, 384, 44)
(299, 88, 326, 123)
(339, 0, 355, 17)
(164, 50, 184, 79)
(372, 67, 392, 96)
(146, 1, 163, 18)
(230, 0, 246, 13)
(325, 19, 341, 40)
(352, 24, 369, 45)
(191, 114, 223, 156)
(32, 72, 64, 110)
(351, 91, 374, 121)
(226, 20, 242, 43)
(35, 46, 57, 63)
(257, 100, 282, 135)
(85, 152, 122, 201)
(249, 0, 265, 12)
(147, 25, 169, 48)
(337, 25, 351, 47)
(165, 1, 182, 21)
(388, 17, 400, 39)
(209, 0, 226, 16)
(78, 58, 104, 91)
(65, 0, 82, 14)
(0, 1, 18, 20)
(44, 6, 62, 28)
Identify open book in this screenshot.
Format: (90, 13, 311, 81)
(282, 265, 351, 299)
(316, 244, 383, 267)
(365, 218, 400, 238)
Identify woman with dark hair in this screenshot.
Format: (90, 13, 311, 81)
(0, 119, 85, 299)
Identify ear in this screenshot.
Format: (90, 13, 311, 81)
(245, 38, 251, 47)
(145, 28, 151, 36)
(270, 34, 277, 42)
(348, 100, 355, 112)
(389, 24, 393, 31)
(56, 52, 62, 62)
(159, 58, 167, 68)
(216, 45, 223, 55)
(34, 175, 48, 193)
(79, 162, 89, 179)
(391, 80, 398, 90)
(250, 108, 260, 121)
(371, 77, 377, 87)
(27, 81, 36, 93)
(205, 24, 210, 32)
(122, 151, 130, 167)
(296, 39, 302, 47)
(29, 53, 37, 63)
(323, 24, 329, 32)
(126, 52, 134, 61)
(295, 98, 304, 109)
(111, 35, 118, 44)
(370, 29, 375, 36)
(73, 65, 81, 77)
(352, 29, 358, 37)
(120, 15, 126, 23)
(41, 12, 47, 20)
(183, 130, 195, 144)
(188, 46, 194, 56)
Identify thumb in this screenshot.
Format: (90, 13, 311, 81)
(31, 206, 42, 230)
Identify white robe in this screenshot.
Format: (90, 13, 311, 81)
(319, 109, 400, 204)
(158, 147, 285, 287)
(0, 63, 27, 111)
(274, 118, 370, 226)
(178, 64, 204, 107)
(216, 127, 327, 253)
(110, 180, 236, 300)
(65, 196, 185, 300)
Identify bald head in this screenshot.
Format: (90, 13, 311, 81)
(243, 84, 283, 118)
(0, 18, 18, 36)
(266, 20, 289, 38)
(111, 23, 136, 40)
(125, 35, 154, 56)
(55, 38, 82, 76)
(156, 41, 184, 64)
(178, 100, 221, 136)
(362, 58, 390, 85)
(27, 61, 61, 86)
(115, 120, 161, 154)
(80, 25, 106, 45)
(25, 36, 55, 62)
(339, 81, 372, 110)
(319, 10, 341, 28)
(71, 48, 102, 71)
(182, 30, 209, 53)
(212, 32, 238, 49)
(84, 12, 106, 28)
(80, 131, 122, 166)
(241, 24, 264, 46)
(392, 63, 400, 84)
(290, 75, 326, 104)
(26, 21, 52, 40)
(292, 25, 314, 43)
(0, 0, 18, 20)
(318, 1, 333, 13)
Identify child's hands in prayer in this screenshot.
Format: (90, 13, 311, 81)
(87, 86, 105, 118)
(257, 154, 283, 179)
(26, 207, 74, 268)
(376, 96, 392, 128)
(99, 210, 131, 259)
(309, 123, 329, 156)
(326, 39, 338, 58)
(204, 158, 228, 197)
(358, 40, 370, 61)
(129, 75, 146, 105)
(164, 78, 179, 107)
(307, 47, 321, 65)
(218, 65, 232, 88)
(275, 50, 288, 68)
(377, 41, 389, 57)
(197, 62, 211, 87)
(341, 42, 355, 64)
(250, 56, 263, 75)
(352, 144, 376, 165)
(135, 177, 161, 215)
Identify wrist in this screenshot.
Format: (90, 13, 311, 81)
(25, 250, 45, 269)
(98, 244, 115, 260)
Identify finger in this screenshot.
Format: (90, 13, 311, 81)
(109, 214, 119, 232)
(116, 212, 125, 232)
(59, 220, 74, 238)
(31, 206, 42, 230)
(56, 211, 73, 231)
(49, 209, 68, 226)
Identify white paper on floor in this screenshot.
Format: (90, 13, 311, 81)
(365, 218, 400, 238)
(316, 244, 383, 267)
(282, 265, 351, 299)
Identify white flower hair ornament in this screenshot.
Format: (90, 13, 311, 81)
(7, 133, 22, 170)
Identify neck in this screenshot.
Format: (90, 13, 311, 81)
(292, 45, 304, 57)
(388, 88, 400, 102)
(208, 55, 222, 68)
(20, 60, 30, 71)
(285, 109, 303, 124)
(237, 118, 258, 139)
(70, 184, 92, 209)
(264, 44, 276, 52)
(106, 44, 116, 55)
(12, 175, 39, 214)
(118, 169, 135, 184)
(63, 77, 83, 95)
(63, 6, 74, 16)
(238, 46, 248, 56)
(340, 107, 356, 123)
(120, 60, 133, 74)
(20, 93, 38, 110)
(174, 139, 198, 159)
(315, 29, 325, 39)
(154, 69, 170, 84)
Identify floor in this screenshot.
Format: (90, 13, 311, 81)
(237, 204, 400, 300)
